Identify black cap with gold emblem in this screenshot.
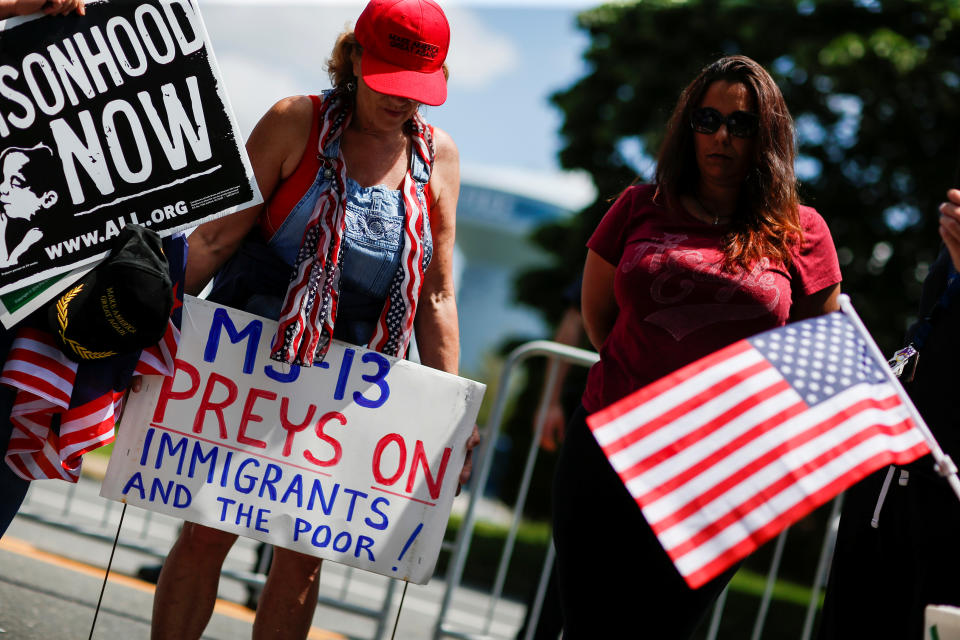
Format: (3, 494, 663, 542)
(48, 225, 173, 362)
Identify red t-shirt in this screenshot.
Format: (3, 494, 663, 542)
(581, 184, 842, 413)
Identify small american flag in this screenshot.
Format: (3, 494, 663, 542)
(587, 310, 930, 588)
(2, 234, 186, 482)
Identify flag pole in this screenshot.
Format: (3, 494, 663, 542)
(839, 294, 960, 504)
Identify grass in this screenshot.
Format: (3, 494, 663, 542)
(88, 442, 113, 458)
(439, 512, 822, 612)
(729, 567, 823, 608)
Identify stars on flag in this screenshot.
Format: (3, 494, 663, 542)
(750, 313, 887, 407)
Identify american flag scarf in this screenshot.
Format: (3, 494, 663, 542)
(1, 235, 186, 481)
(272, 89, 435, 366)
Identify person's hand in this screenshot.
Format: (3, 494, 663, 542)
(0, 0, 84, 18)
(456, 424, 481, 496)
(41, 0, 84, 15)
(130, 375, 143, 393)
(536, 402, 566, 453)
(938, 188, 960, 272)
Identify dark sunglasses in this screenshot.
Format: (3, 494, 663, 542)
(690, 107, 760, 138)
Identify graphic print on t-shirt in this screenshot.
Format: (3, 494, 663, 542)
(623, 234, 782, 341)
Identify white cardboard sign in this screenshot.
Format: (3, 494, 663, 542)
(102, 296, 485, 584)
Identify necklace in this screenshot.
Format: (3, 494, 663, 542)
(691, 193, 731, 225)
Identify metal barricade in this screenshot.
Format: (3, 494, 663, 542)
(432, 339, 845, 640)
(433, 339, 600, 640)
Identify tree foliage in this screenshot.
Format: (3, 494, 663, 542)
(519, 0, 960, 352)
(498, 0, 960, 520)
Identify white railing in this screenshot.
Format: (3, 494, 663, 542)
(431, 339, 843, 640)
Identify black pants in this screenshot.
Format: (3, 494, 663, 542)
(0, 327, 28, 539)
(818, 462, 960, 640)
(514, 561, 562, 640)
(0, 393, 29, 537)
(551, 405, 734, 639)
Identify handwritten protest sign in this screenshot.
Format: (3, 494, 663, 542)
(0, 0, 261, 301)
(102, 297, 485, 583)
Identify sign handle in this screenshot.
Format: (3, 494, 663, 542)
(88, 503, 127, 640)
(389, 580, 410, 640)
(839, 295, 960, 504)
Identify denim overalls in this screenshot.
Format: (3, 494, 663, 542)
(207, 137, 433, 348)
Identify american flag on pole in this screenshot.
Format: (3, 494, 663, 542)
(587, 310, 931, 589)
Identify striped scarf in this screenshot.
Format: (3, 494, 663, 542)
(271, 89, 434, 366)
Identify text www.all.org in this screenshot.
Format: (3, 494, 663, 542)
(44, 201, 190, 259)
(44, 229, 102, 259)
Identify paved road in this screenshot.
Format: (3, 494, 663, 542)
(0, 536, 264, 640)
(0, 471, 527, 640)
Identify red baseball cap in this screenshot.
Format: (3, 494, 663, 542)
(354, 0, 450, 106)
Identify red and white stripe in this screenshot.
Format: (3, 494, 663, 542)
(369, 119, 432, 356)
(273, 93, 351, 365)
(6, 417, 79, 481)
(58, 392, 121, 464)
(3, 319, 180, 482)
(588, 339, 929, 588)
(0, 328, 77, 407)
(134, 318, 179, 377)
(273, 91, 434, 365)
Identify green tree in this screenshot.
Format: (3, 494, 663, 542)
(497, 0, 960, 541)
(490, 6, 960, 634)
(520, 0, 960, 351)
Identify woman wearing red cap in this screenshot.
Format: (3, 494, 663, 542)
(149, 1, 477, 638)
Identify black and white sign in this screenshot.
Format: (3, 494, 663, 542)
(0, 0, 261, 293)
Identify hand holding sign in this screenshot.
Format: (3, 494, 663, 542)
(0, 0, 85, 19)
(38, 0, 86, 15)
(458, 424, 481, 495)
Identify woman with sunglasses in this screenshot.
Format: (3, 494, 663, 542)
(551, 55, 842, 638)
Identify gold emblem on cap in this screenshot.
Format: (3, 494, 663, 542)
(55, 284, 118, 360)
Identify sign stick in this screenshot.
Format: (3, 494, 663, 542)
(389, 580, 410, 640)
(88, 503, 128, 640)
(840, 295, 960, 504)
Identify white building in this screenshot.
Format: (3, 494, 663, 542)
(453, 165, 595, 374)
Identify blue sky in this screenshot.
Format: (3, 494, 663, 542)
(200, 2, 593, 176)
(428, 8, 591, 171)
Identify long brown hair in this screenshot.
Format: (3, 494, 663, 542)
(654, 55, 802, 271)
